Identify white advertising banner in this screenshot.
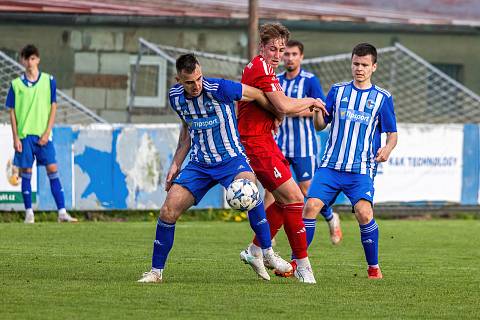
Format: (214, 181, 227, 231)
(0, 125, 37, 205)
(374, 123, 463, 203)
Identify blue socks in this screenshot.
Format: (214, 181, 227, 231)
(48, 171, 65, 210)
(303, 218, 317, 246)
(21, 172, 32, 210)
(320, 206, 333, 221)
(359, 219, 379, 266)
(152, 218, 176, 270)
(247, 201, 272, 249)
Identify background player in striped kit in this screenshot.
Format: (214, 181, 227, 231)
(306, 43, 398, 279)
(138, 54, 292, 283)
(238, 23, 328, 284)
(272, 39, 343, 246)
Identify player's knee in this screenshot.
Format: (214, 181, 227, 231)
(304, 198, 324, 219)
(354, 201, 373, 224)
(160, 204, 178, 223)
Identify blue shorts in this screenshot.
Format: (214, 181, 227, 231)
(307, 167, 374, 206)
(13, 135, 57, 168)
(287, 156, 317, 182)
(173, 156, 253, 205)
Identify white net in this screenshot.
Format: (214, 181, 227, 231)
(131, 40, 480, 123)
(0, 51, 107, 124)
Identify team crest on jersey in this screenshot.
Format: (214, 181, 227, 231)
(366, 99, 375, 109)
(204, 101, 215, 112)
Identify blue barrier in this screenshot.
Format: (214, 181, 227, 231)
(26, 124, 480, 210)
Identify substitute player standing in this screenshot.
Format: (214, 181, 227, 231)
(274, 39, 343, 246)
(5, 44, 77, 224)
(138, 54, 292, 283)
(238, 23, 327, 284)
(307, 43, 397, 279)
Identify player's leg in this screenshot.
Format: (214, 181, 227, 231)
(37, 140, 76, 222)
(231, 171, 291, 279)
(139, 162, 210, 283)
(262, 189, 280, 246)
(296, 156, 343, 245)
(345, 174, 382, 279)
(13, 136, 35, 223)
(139, 183, 196, 283)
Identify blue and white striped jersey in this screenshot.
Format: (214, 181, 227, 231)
(276, 69, 325, 157)
(169, 77, 246, 165)
(320, 81, 397, 176)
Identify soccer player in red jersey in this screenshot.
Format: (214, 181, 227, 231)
(238, 23, 327, 284)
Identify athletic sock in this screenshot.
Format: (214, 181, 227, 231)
(282, 202, 308, 260)
(48, 171, 65, 210)
(359, 218, 379, 266)
(320, 206, 334, 221)
(246, 201, 272, 249)
(152, 218, 176, 270)
(292, 218, 316, 259)
(21, 172, 32, 210)
(253, 201, 284, 247)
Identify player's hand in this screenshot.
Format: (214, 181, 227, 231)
(38, 133, 49, 146)
(13, 137, 22, 153)
(375, 147, 392, 162)
(165, 163, 180, 192)
(310, 99, 329, 116)
(273, 117, 283, 135)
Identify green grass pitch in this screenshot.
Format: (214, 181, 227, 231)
(0, 219, 479, 319)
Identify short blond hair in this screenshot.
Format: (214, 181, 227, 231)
(259, 23, 290, 45)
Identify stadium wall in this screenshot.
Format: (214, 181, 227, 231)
(0, 123, 479, 211)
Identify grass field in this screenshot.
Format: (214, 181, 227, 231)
(1, 219, 479, 319)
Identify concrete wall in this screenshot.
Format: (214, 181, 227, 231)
(1, 22, 479, 124)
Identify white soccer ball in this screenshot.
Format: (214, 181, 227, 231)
(226, 179, 260, 211)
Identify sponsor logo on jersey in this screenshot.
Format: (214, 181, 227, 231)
(188, 116, 220, 130)
(339, 108, 371, 125)
(341, 97, 349, 103)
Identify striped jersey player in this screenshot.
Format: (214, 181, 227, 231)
(138, 53, 292, 284)
(305, 43, 398, 280)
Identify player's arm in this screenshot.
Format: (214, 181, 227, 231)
(265, 91, 328, 117)
(165, 120, 191, 192)
(240, 84, 283, 118)
(313, 108, 328, 131)
(288, 76, 326, 117)
(375, 132, 397, 162)
(8, 108, 22, 153)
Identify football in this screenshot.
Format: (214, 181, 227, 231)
(225, 178, 260, 211)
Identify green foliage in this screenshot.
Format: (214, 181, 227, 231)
(0, 220, 479, 319)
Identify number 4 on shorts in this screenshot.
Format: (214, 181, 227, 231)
(273, 167, 282, 179)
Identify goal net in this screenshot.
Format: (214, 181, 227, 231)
(131, 39, 480, 123)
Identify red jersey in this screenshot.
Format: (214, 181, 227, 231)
(238, 55, 283, 137)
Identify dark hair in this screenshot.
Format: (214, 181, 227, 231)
(259, 23, 290, 45)
(176, 53, 199, 74)
(286, 40, 304, 54)
(20, 44, 39, 59)
(352, 43, 377, 64)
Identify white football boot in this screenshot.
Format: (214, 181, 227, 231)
(240, 246, 270, 281)
(328, 212, 343, 245)
(262, 248, 293, 274)
(294, 265, 316, 284)
(138, 270, 163, 283)
(58, 209, 78, 223)
(24, 209, 34, 224)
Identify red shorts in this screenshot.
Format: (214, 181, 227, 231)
(241, 135, 292, 192)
